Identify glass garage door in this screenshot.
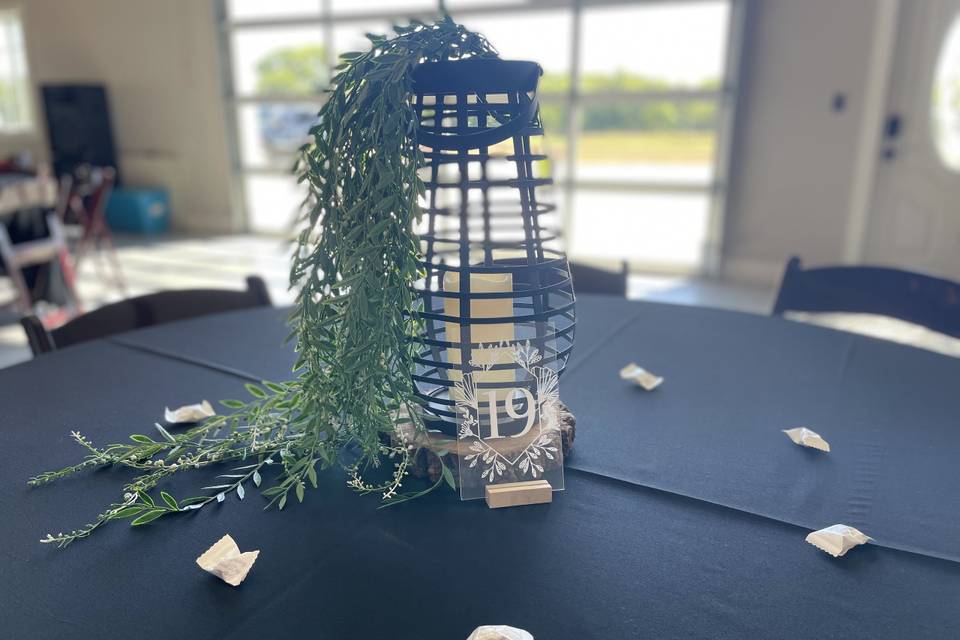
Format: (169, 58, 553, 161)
(219, 0, 740, 274)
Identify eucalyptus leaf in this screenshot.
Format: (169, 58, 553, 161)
(154, 423, 176, 444)
(264, 381, 286, 394)
(110, 506, 144, 519)
(244, 384, 267, 399)
(441, 465, 456, 491)
(130, 510, 166, 526)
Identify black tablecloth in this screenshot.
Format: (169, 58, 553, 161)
(2, 295, 959, 639)
(109, 296, 960, 561)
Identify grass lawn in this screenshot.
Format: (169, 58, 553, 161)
(542, 130, 714, 165)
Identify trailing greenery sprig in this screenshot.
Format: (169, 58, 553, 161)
(30, 17, 498, 547)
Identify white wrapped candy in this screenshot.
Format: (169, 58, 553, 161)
(782, 427, 830, 452)
(805, 524, 872, 557)
(165, 400, 215, 424)
(467, 626, 534, 640)
(619, 362, 664, 391)
(196, 534, 259, 586)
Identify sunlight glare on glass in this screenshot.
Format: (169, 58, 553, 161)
(932, 14, 960, 172)
(581, 1, 728, 89)
(568, 191, 708, 268)
(456, 11, 572, 75)
(333, 21, 394, 58)
(228, 0, 321, 20)
(330, 0, 436, 13)
(245, 175, 304, 234)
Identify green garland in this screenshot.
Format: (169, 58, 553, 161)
(30, 17, 498, 548)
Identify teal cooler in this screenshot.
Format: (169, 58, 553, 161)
(105, 188, 170, 234)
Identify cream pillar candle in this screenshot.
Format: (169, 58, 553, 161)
(443, 270, 515, 390)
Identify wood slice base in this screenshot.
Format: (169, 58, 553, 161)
(405, 401, 576, 484)
(485, 480, 553, 509)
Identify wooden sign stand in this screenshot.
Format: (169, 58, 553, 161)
(485, 480, 553, 509)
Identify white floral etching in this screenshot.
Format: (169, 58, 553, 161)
(455, 341, 562, 483)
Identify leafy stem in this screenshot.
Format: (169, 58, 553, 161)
(31, 17, 498, 547)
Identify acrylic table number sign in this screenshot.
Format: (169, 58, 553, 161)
(453, 324, 565, 507)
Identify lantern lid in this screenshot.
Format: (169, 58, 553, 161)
(411, 58, 542, 94)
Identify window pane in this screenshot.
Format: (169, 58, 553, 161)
(457, 11, 572, 76)
(580, 1, 728, 92)
(534, 99, 569, 181)
(933, 14, 960, 171)
(244, 175, 304, 234)
(231, 27, 326, 96)
(0, 9, 31, 130)
(453, 11, 572, 178)
(445, 0, 573, 11)
(228, 0, 321, 21)
(576, 100, 717, 185)
(239, 102, 319, 170)
(568, 191, 709, 268)
(332, 21, 394, 59)
(330, 0, 436, 14)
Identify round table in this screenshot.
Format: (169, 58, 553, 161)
(2, 294, 959, 639)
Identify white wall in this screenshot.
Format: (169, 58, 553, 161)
(0, 0, 235, 233)
(722, 0, 884, 284)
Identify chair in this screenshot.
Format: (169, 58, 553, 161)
(1, 210, 81, 315)
(20, 275, 272, 355)
(569, 260, 629, 297)
(771, 256, 960, 338)
(59, 166, 126, 295)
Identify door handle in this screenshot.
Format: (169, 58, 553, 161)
(885, 114, 902, 139)
(881, 114, 902, 161)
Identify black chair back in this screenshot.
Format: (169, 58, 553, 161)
(772, 256, 960, 338)
(21, 275, 272, 355)
(569, 261, 628, 297)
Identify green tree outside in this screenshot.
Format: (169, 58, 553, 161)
(256, 45, 328, 95)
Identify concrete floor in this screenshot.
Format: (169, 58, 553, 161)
(3, 234, 957, 368)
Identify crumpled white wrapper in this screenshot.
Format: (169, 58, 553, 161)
(782, 427, 830, 452)
(467, 626, 534, 640)
(619, 362, 664, 391)
(196, 534, 259, 586)
(165, 400, 215, 424)
(805, 524, 872, 557)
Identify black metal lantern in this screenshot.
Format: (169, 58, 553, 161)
(410, 58, 577, 436)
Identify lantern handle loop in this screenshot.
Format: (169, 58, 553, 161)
(412, 59, 543, 151)
(415, 92, 539, 151)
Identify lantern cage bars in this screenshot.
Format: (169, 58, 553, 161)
(410, 58, 577, 436)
